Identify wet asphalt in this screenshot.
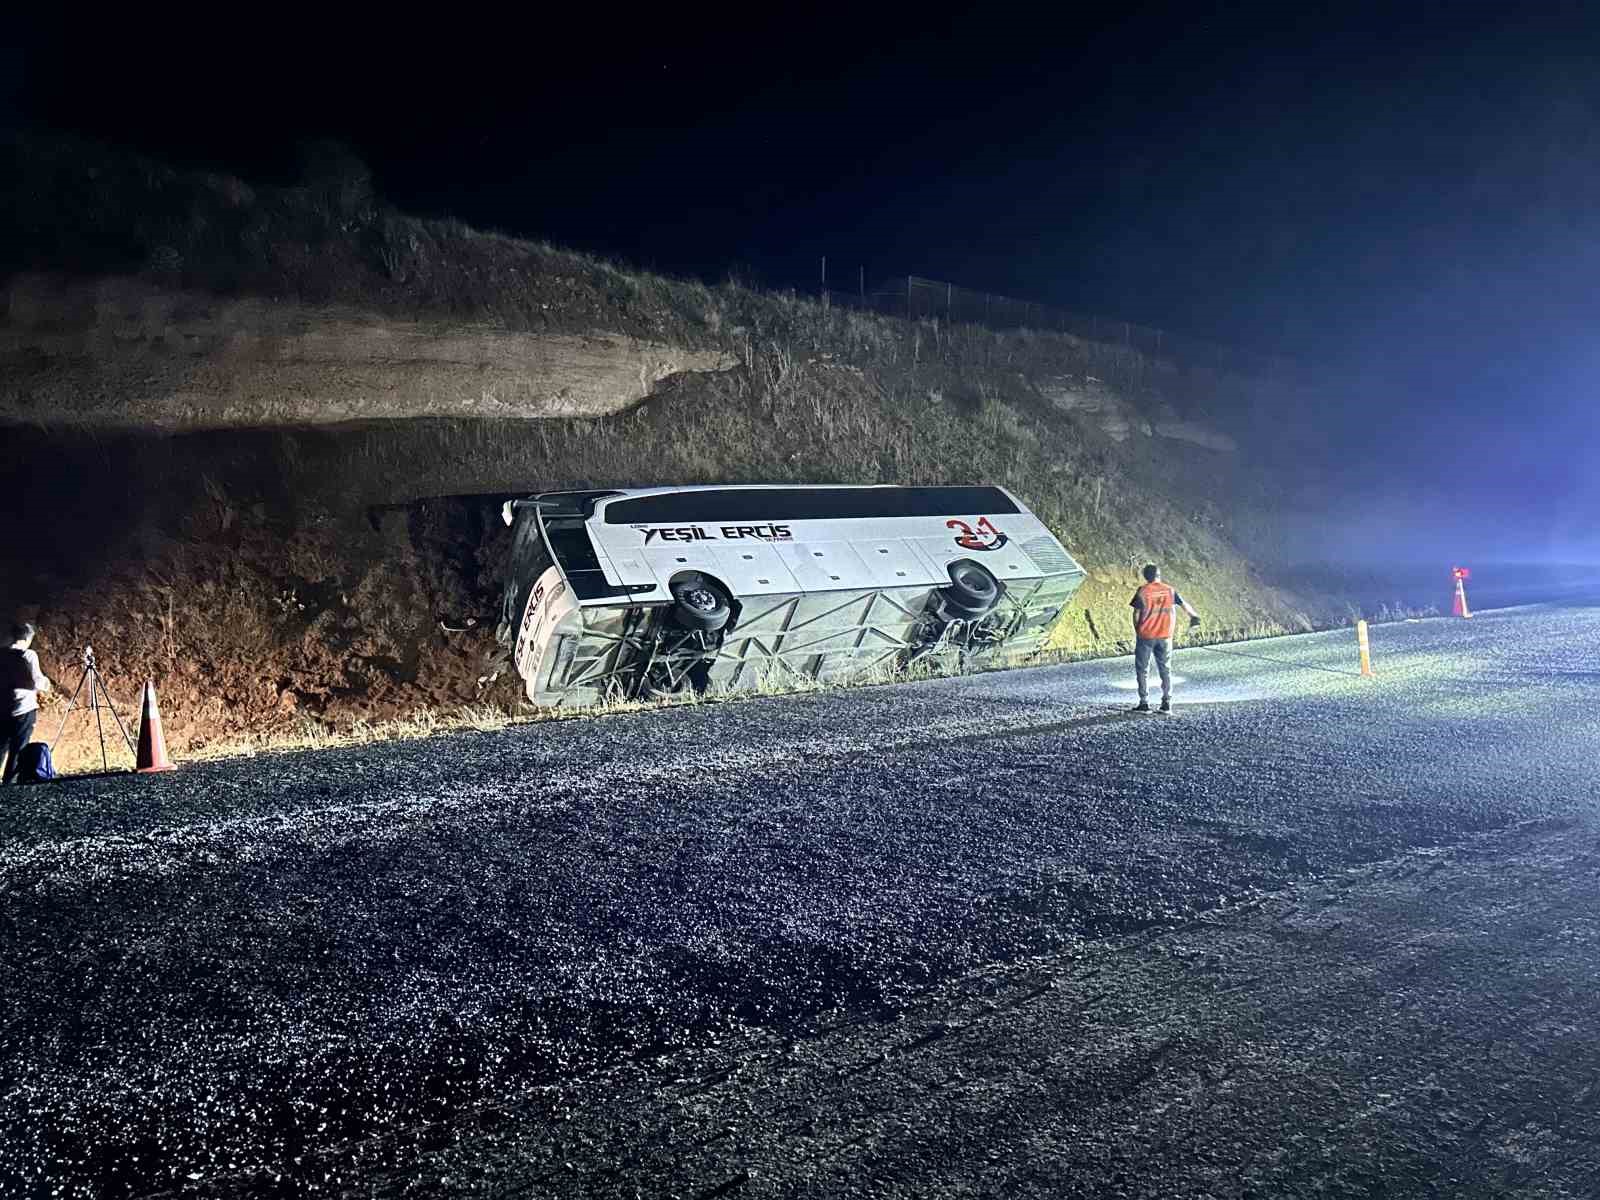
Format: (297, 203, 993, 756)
(2, 602, 1598, 1197)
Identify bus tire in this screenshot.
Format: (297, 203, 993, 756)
(668, 572, 732, 634)
(943, 559, 1003, 618)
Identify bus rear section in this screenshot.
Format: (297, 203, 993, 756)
(498, 485, 1086, 706)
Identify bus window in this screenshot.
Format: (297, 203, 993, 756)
(545, 516, 629, 601)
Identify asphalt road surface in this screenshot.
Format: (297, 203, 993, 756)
(2, 604, 1598, 1198)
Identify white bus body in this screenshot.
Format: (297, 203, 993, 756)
(497, 484, 1086, 706)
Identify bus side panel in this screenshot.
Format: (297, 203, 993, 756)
(773, 541, 878, 591)
(710, 544, 803, 596)
(845, 537, 942, 588)
(598, 537, 655, 589)
(642, 542, 721, 585)
(907, 533, 1047, 587)
(591, 507, 1061, 600)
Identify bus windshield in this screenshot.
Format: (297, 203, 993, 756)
(502, 508, 557, 632)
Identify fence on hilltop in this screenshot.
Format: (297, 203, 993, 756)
(813, 264, 1295, 380)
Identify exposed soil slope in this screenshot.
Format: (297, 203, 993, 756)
(3, 274, 736, 427)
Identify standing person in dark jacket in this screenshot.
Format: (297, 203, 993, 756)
(3, 622, 53, 784)
(1130, 565, 1200, 713)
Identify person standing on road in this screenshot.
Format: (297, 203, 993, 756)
(1130, 565, 1200, 713)
(3, 622, 52, 784)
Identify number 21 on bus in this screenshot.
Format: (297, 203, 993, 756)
(947, 517, 1008, 551)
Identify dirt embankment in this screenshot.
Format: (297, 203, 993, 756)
(2, 274, 736, 428)
(4, 453, 512, 770)
(1, 137, 1346, 767)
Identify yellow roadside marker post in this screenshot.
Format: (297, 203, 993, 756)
(1356, 619, 1375, 678)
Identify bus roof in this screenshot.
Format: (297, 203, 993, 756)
(595, 484, 1021, 525)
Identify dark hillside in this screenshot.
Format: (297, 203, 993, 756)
(0, 137, 1368, 768)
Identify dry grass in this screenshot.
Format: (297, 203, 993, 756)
(1373, 602, 1440, 623)
(175, 681, 827, 766)
(157, 612, 1342, 770)
(183, 702, 533, 762)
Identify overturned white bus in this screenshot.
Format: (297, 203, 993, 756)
(496, 484, 1086, 706)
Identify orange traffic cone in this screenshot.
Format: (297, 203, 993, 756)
(136, 681, 174, 772)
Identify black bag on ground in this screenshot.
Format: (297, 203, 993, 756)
(15, 741, 55, 783)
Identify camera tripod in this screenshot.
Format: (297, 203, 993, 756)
(49, 646, 137, 773)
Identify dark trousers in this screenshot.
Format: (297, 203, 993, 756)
(1134, 637, 1172, 702)
(2, 709, 37, 784)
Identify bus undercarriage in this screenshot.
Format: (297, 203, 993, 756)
(523, 571, 1080, 707)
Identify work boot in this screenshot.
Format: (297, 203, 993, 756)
(1132, 700, 1150, 712)
(1159, 698, 1172, 713)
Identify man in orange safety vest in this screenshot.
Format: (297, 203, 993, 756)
(1130, 564, 1201, 713)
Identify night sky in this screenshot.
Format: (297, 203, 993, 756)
(6, 4, 1598, 559)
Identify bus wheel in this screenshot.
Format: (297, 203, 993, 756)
(943, 559, 1004, 618)
(669, 572, 732, 633)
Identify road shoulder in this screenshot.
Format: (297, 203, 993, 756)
(331, 816, 1600, 1199)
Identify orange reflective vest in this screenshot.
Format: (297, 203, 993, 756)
(1134, 581, 1176, 640)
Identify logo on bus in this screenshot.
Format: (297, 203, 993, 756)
(514, 580, 548, 674)
(947, 517, 1008, 551)
(518, 581, 547, 640)
(636, 524, 794, 544)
